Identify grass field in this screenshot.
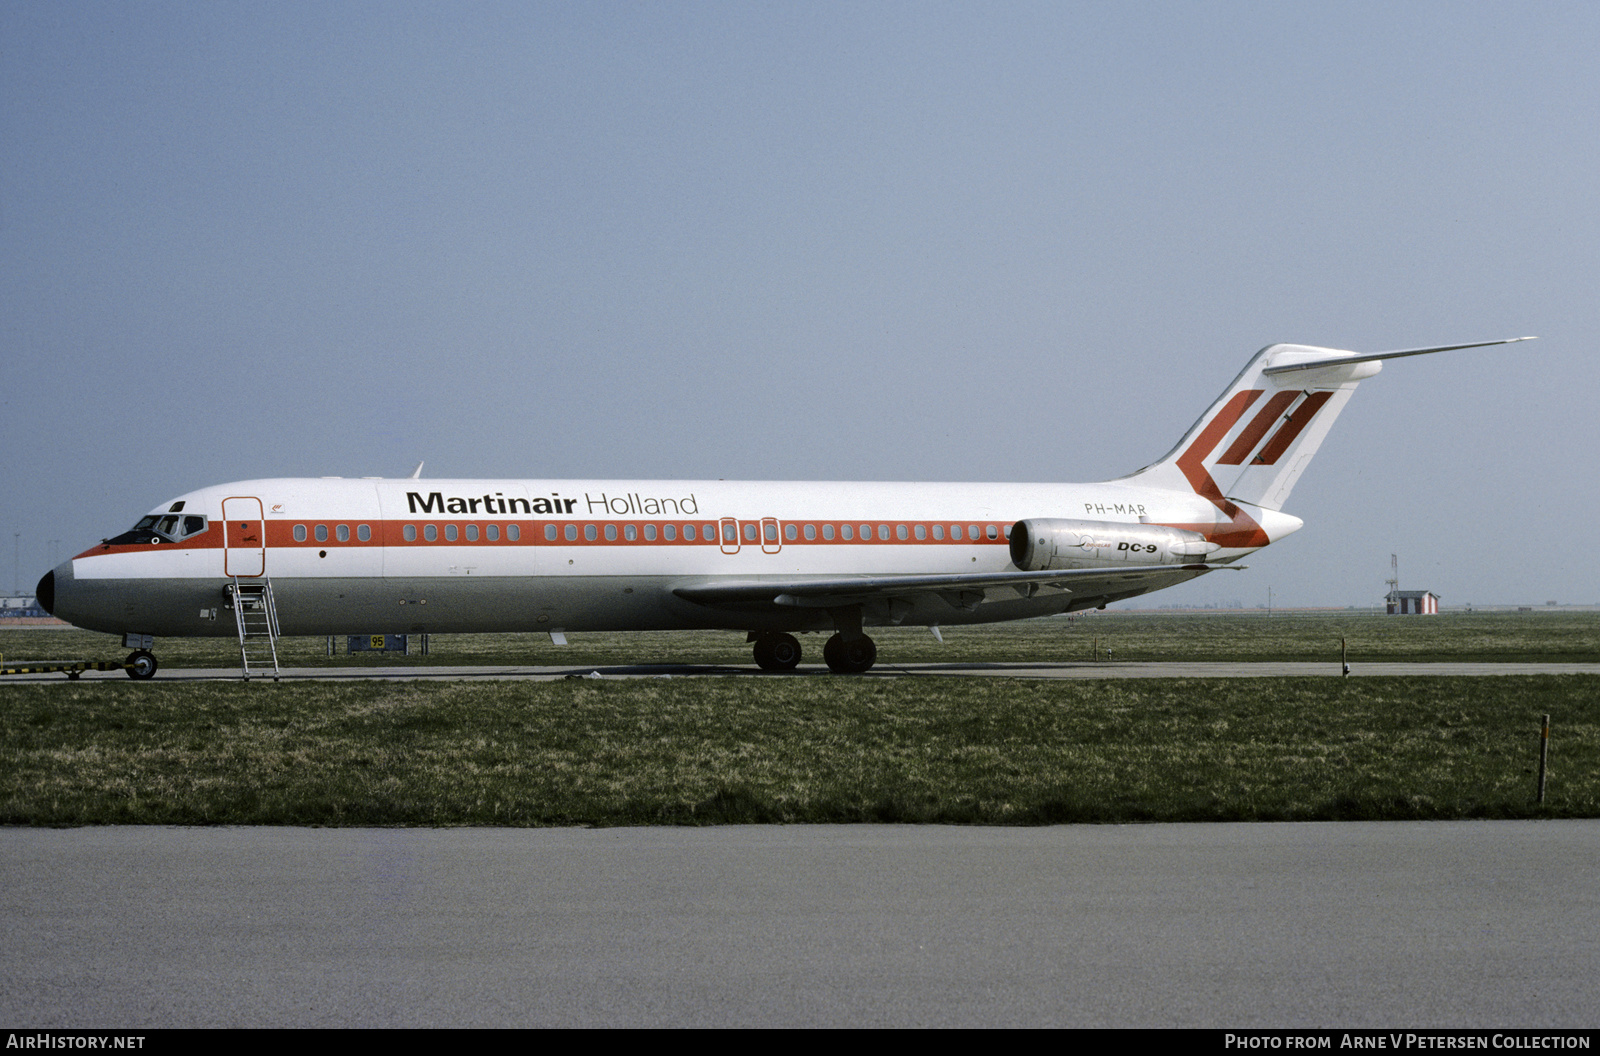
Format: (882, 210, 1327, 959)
(4, 612, 1598, 827)
(5, 609, 1599, 669)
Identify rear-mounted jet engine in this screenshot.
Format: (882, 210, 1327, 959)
(1009, 518, 1219, 570)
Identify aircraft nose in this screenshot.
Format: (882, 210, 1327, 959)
(35, 560, 106, 633)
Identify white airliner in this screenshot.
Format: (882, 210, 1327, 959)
(38, 338, 1530, 677)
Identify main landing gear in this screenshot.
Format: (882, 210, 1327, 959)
(748, 631, 878, 673)
(751, 632, 802, 671)
(822, 633, 876, 674)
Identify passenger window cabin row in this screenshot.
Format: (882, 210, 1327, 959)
(299, 521, 1011, 544)
(292, 524, 373, 542)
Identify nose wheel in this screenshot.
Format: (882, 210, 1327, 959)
(125, 650, 158, 680)
(822, 633, 876, 674)
(752, 632, 802, 671)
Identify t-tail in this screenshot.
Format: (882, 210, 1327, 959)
(1119, 337, 1535, 546)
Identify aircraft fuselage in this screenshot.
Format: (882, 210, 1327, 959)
(44, 476, 1265, 639)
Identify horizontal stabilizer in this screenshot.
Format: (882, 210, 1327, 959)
(1262, 336, 1536, 376)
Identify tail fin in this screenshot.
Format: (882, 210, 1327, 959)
(1122, 338, 1534, 513)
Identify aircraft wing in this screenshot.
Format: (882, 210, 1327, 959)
(672, 563, 1233, 614)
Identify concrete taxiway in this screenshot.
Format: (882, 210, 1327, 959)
(3, 822, 1597, 1028)
(6, 660, 1600, 682)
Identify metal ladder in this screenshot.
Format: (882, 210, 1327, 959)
(229, 577, 281, 682)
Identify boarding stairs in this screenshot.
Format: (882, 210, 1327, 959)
(229, 576, 281, 682)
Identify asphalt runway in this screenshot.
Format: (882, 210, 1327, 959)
(7, 660, 1600, 682)
(4, 822, 1597, 1028)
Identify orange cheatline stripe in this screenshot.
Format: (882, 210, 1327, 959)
(89, 520, 1019, 554)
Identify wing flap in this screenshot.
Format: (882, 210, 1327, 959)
(672, 563, 1233, 613)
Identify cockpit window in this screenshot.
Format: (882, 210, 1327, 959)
(107, 513, 208, 545)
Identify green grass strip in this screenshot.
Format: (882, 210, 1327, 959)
(5, 610, 1597, 670)
(4, 675, 1595, 826)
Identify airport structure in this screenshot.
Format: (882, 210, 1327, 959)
(1386, 589, 1440, 615)
(0, 595, 44, 617)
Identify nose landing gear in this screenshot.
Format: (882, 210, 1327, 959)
(125, 650, 159, 680)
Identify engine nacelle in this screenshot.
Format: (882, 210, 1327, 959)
(1009, 517, 1220, 570)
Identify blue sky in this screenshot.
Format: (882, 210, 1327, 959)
(3, 1, 1596, 608)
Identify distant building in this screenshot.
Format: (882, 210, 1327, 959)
(1386, 589, 1440, 615)
(0, 595, 45, 617)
